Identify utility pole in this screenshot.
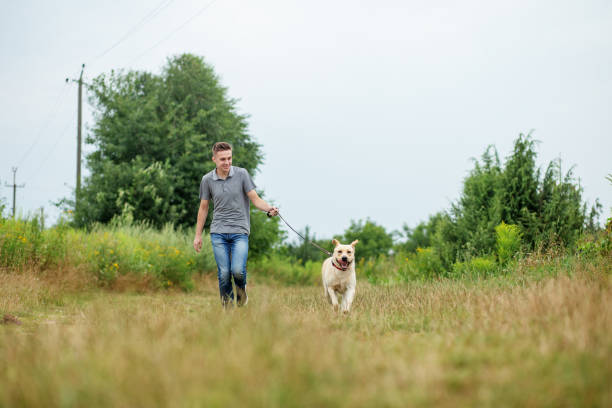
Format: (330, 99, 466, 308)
(4, 167, 25, 218)
(66, 63, 85, 207)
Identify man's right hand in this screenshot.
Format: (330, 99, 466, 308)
(193, 235, 203, 253)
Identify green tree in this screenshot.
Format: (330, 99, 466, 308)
(499, 133, 541, 245)
(397, 212, 444, 253)
(279, 226, 331, 263)
(338, 219, 394, 261)
(537, 159, 595, 245)
(73, 158, 178, 229)
(77, 53, 262, 229)
(430, 133, 598, 268)
(248, 205, 286, 259)
(449, 146, 503, 258)
(429, 146, 504, 267)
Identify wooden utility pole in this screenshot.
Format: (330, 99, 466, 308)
(77, 64, 83, 203)
(4, 167, 25, 218)
(67, 63, 85, 207)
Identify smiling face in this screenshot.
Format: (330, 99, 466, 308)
(212, 149, 232, 175)
(332, 239, 358, 269)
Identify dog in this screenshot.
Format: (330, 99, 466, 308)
(322, 239, 358, 314)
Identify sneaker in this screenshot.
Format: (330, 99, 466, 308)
(221, 295, 233, 309)
(236, 286, 248, 306)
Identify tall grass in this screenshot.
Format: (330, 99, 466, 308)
(82, 223, 216, 290)
(1, 217, 610, 406)
(0, 217, 69, 270)
(0, 259, 610, 407)
(2, 217, 609, 291)
(0, 218, 216, 290)
(249, 254, 322, 285)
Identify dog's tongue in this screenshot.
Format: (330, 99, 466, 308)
(340, 260, 348, 268)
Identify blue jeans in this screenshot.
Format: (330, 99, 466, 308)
(210, 233, 249, 304)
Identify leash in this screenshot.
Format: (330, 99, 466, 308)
(267, 210, 332, 257)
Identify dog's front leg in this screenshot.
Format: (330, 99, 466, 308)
(327, 287, 339, 311)
(324, 284, 332, 304)
(341, 286, 355, 314)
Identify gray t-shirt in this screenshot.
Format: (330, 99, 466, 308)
(199, 166, 256, 235)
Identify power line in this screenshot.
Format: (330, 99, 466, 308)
(20, 1, 220, 197)
(26, 111, 74, 182)
(130, 0, 218, 65)
(89, 0, 176, 66)
(16, 82, 69, 167)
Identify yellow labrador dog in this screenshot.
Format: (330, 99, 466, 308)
(322, 239, 358, 314)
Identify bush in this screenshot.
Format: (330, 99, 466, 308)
(249, 254, 321, 285)
(358, 255, 396, 284)
(451, 256, 498, 279)
(248, 207, 286, 260)
(576, 225, 611, 259)
(83, 222, 216, 290)
(429, 133, 598, 268)
(397, 247, 446, 281)
(0, 218, 217, 291)
(0, 217, 69, 270)
(495, 222, 522, 265)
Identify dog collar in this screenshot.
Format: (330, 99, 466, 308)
(332, 260, 349, 271)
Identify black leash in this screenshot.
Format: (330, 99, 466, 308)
(267, 210, 332, 257)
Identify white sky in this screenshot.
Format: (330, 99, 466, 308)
(1, 0, 611, 240)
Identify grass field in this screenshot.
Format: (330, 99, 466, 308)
(1, 256, 610, 407)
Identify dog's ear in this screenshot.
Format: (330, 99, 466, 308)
(332, 239, 340, 247)
(350, 240, 359, 247)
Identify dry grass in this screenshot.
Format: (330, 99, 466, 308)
(0, 263, 610, 407)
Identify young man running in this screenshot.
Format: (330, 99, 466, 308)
(193, 142, 278, 307)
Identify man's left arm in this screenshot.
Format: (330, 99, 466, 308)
(246, 189, 278, 216)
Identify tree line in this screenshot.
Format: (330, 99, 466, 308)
(60, 53, 604, 269)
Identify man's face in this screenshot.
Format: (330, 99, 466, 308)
(212, 149, 232, 173)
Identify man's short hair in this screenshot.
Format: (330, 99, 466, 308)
(212, 142, 232, 156)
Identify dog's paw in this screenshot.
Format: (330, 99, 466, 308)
(342, 309, 350, 316)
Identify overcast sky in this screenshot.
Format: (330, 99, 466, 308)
(1, 0, 611, 240)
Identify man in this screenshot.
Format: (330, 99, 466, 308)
(193, 142, 278, 307)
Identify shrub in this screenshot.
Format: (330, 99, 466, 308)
(0, 218, 217, 291)
(0, 217, 68, 270)
(429, 133, 598, 267)
(495, 222, 522, 265)
(451, 256, 498, 279)
(576, 226, 611, 259)
(84, 223, 216, 291)
(397, 247, 445, 281)
(359, 255, 397, 284)
(248, 207, 286, 260)
(249, 254, 320, 285)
